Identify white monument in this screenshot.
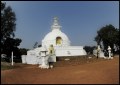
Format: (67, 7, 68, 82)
(93, 45, 105, 58)
(42, 17, 70, 48)
(107, 46, 113, 59)
(21, 17, 87, 65)
(38, 46, 49, 69)
(11, 51, 14, 66)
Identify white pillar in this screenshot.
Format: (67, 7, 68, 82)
(108, 46, 113, 59)
(39, 48, 49, 69)
(11, 51, 14, 66)
(108, 50, 111, 58)
(97, 45, 101, 58)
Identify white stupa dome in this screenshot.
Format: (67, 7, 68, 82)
(42, 17, 70, 48)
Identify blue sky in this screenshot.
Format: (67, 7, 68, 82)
(4, 1, 119, 49)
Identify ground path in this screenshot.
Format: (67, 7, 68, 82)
(1, 56, 119, 84)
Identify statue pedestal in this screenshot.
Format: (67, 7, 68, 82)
(108, 57, 113, 59)
(39, 56, 49, 69)
(39, 64, 49, 69)
(104, 57, 113, 59)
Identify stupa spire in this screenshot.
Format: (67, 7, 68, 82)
(51, 17, 61, 30)
(53, 17, 59, 26)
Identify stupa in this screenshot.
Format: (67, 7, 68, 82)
(42, 17, 70, 48)
(21, 17, 87, 64)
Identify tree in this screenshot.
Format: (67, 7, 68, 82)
(95, 24, 119, 51)
(19, 48, 29, 55)
(83, 46, 96, 54)
(1, 2, 22, 62)
(1, 2, 16, 50)
(2, 38, 22, 58)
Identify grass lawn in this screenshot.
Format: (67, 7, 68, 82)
(1, 62, 21, 70)
(1, 64, 14, 70)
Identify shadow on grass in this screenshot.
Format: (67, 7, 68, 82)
(1, 62, 24, 70)
(1, 65, 21, 70)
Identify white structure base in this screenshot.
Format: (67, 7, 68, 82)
(39, 64, 49, 69)
(104, 57, 113, 59)
(93, 49, 105, 58)
(99, 52, 105, 58)
(21, 46, 86, 65)
(55, 46, 86, 57)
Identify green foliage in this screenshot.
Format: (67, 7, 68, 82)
(1, 64, 14, 70)
(1, 62, 20, 70)
(19, 48, 29, 55)
(1, 2, 16, 44)
(84, 46, 96, 54)
(1, 2, 22, 62)
(95, 24, 119, 50)
(2, 38, 22, 56)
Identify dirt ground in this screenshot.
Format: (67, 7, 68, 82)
(1, 56, 119, 84)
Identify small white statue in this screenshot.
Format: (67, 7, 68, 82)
(97, 45, 101, 58)
(96, 45, 106, 59)
(107, 46, 113, 59)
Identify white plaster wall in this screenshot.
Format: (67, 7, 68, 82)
(99, 51, 105, 58)
(55, 46, 87, 57)
(26, 55, 37, 64)
(25, 55, 42, 64)
(93, 49, 97, 56)
(93, 49, 105, 58)
(22, 46, 86, 64)
(42, 40, 70, 49)
(21, 55, 27, 63)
